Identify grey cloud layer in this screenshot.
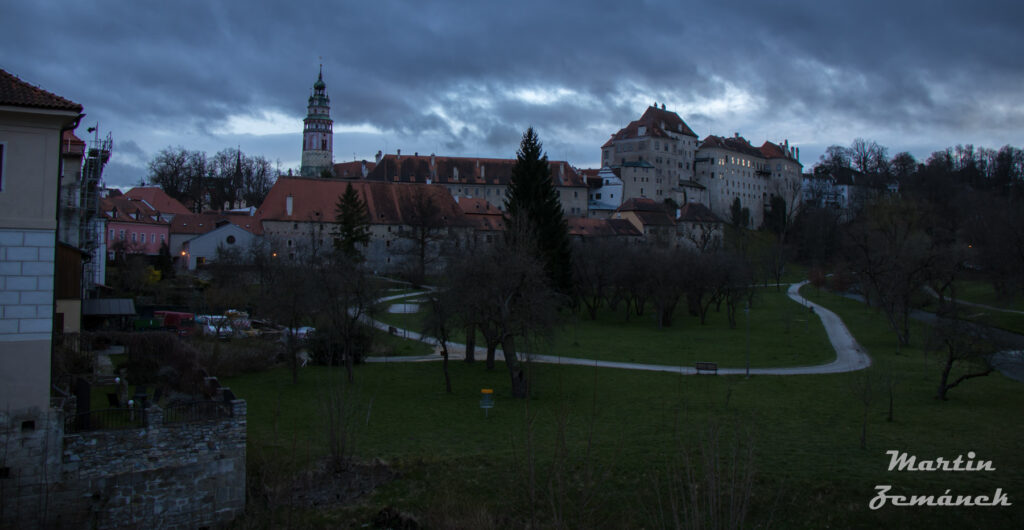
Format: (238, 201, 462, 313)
(2, 0, 1021, 187)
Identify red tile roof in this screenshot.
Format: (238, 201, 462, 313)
(100, 196, 169, 225)
(123, 187, 192, 216)
(333, 160, 376, 179)
(677, 202, 723, 224)
(364, 154, 587, 188)
(61, 130, 86, 157)
(759, 141, 802, 166)
(566, 216, 642, 237)
(616, 198, 675, 226)
(602, 105, 697, 148)
(617, 197, 668, 213)
(457, 197, 500, 215)
(171, 213, 263, 236)
(256, 177, 471, 227)
(699, 135, 766, 159)
(0, 68, 82, 112)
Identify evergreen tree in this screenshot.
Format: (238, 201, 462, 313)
(729, 197, 750, 229)
(334, 183, 371, 261)
(504, 127, 573, 293)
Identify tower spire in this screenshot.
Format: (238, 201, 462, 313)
(301, 64, 333, 177)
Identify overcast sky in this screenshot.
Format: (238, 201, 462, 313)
(3, 1, 1022, 189)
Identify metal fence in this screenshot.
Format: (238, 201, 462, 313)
(162, 401, 232, 424)
(65, 408, 145, 434)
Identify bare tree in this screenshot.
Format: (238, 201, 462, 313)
(928, 304, 997, 401)
(397, 188, 453, 285)
(571, 239, 620, 320)
(844, 197, 947, 349)
(447, 241, 559, 398)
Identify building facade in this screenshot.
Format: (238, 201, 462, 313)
(0, 68, 83, 414)
(255, 177, 474, 273)
(361, 152, 589, 216)
(300, 66, 333, 177)
(694, 134, 802, 228)
(601, 104, 700, 202)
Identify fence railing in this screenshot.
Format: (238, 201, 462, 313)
(162, 401, 232, 424)
(65, 408, 145, 434)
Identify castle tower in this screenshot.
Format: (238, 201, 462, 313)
(300, 65, 333, 177)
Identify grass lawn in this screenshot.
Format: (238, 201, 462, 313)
(952, 280, 1024, 312)
(371, 328, 433, 357)
(227, 285, 1024, 528)
(373, 287, 833, 368)
(912, 279, 1024, 335)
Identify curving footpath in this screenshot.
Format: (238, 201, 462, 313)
(364, 281, 872, 375)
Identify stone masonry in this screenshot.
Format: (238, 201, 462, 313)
(1, 399, 246, 529)
(0, 228, 55, 341)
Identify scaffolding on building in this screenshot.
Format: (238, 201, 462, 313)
(79, 127, 112, 296)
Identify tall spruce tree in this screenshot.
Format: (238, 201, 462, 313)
(334, 183, 371, 261)
(504, 127, 573, 293)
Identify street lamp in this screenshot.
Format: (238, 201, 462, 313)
(745, 301, 751, 379)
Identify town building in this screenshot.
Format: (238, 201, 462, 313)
(100, 194, 171, 260)
(255, 176, 474, 273)
(693, 134, 802, 228)
(170, 211, 262, 269)
(583, 167, 625, 218)
(676, 201, 725, 252)
(0, 68, 83, 415)
(360, 152, 589, 216)
(300, 66, 333, 177)
(566, 216, 642, 243)
(600, 104, 700, 202)
(613, 198, 677, 246)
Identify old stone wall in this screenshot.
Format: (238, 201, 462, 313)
(1, 399, 246, 529)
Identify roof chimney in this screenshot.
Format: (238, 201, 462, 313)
(481, 165, 485, 180)
(661, 103, 666, 110)
(286, 194, 293, 216)
(795, 147, 800, 161)
(734, 132, 740, 138)
(375, 150, 382, 163)
(396, 149, 401, 160)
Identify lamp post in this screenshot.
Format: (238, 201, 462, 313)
(745, 302, 751, 379)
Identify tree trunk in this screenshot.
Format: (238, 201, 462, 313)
(486, 342, 497, 370)
(501, 335, 528, 398)
(440, 340, 452, 393)
(464, 324, 476, 363)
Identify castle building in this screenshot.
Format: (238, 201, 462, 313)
(300, 66, 333, 177)
(603, 105, 802, 229)
(600, 104, 700, 202)
(694, 134, 802, 228)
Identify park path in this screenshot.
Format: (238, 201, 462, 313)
(363, 281, 872, 375)
(923, 286, 1024, 315)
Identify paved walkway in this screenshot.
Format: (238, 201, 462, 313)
(923, 286, 1024, 315)
(363, 281, 872, 375)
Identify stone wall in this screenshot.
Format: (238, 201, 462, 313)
(0, 399, 246, 529)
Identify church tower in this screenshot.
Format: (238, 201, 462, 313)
(300, 65, 333, 177)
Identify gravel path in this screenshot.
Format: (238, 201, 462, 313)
(364, 281, 872, 375)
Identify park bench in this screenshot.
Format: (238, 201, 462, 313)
(695, 362, 718, 375)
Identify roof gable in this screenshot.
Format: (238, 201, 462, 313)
(124, 187, 192, 216)
(364, 154, 587, 188)
(255, 177, 471, 227)
(0, 68, 82, 112)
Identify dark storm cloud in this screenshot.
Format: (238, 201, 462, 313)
(2, 0, 1022, 186)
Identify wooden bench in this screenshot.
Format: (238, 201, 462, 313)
(695, 362, 718, 375)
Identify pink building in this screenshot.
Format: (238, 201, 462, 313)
(101, 195, 170, 259)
